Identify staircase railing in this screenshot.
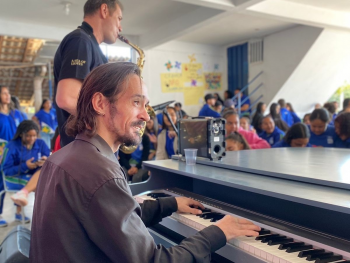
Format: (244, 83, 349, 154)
(231, 71, 263, 116)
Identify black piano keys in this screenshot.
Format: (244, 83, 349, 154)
(147, 193, 171, 199)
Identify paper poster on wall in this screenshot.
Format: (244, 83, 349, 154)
(183, 87, 205, 106)
(204, 73, 222, 90)
(160, 73, 183, 93)
(182, 63, 204, 88)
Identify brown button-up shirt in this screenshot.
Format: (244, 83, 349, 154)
(30, 133, 226, 262)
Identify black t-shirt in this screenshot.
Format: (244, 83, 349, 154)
(54, 22, 108, 147)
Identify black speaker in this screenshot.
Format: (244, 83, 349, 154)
(178, 118, 226, 160)
(0, 226, 30, 263)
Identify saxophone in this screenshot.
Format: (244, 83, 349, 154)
(118, 35, 156, 154)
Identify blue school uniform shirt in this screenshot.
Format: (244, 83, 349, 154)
(0, 110, 24, 142)
(149, 131, 156, 151)
(259, 127, 285, 146)
(35, 110, 57, 134)
(2, 138, 50, 176)
(272, 140, 312, 148)
(198, 104, 220, 118)
(308, 125, 336, 147)
(50, 108, 58, 128)
(334, 136, 350, 149)
(291, 112, 301, 124)
(156, 113, 163, 127)
(130, 142, 143, 164)
(165, 130, 175, 157)
(234, 95, 251, 113)
(280, 108, 293, 127)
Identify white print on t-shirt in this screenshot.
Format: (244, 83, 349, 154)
(327, 136, 333, 145)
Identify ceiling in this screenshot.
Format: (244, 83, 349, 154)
(0, 0, 199, 36)
(283, 0, 350, 12)
(177, 12, 296, 46)
(0, 36, 50, 102)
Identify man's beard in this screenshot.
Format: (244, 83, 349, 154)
(108, 105, 144, 147)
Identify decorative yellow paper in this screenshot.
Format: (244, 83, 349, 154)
(183, 87, 205, 106)
(160, 73, 183, 93)
(204, 72, 222, 90)
(160, 61, 222, 106)
(182, 63, 204, 88)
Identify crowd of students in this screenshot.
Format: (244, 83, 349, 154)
(0, 85, 57, 227)
(200, 90, 350, 151)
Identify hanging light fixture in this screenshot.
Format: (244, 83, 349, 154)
(62, 2, 71, 16)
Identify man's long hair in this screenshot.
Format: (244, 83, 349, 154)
(65, 62, 141, 138)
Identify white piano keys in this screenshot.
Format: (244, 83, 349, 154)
(135, 191, 349, 263)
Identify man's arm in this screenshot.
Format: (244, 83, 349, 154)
(84, 178, 260, 263)
(55, 37, 92, 116)
(140, 197, 177, 227)
(55, 78, 82, 116)
(84, 179, 226, 263)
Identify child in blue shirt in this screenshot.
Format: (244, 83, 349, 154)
(1, 120, 50, 225)
(233, 89, 251, 114)
(0, 86, 25, 143)
(278, 99, 293, 127)
(198, 94, 221, 118)
(33, 99, 57, 149)
(273, 123, 311, 148)
(308, 108, 336, 147)
(156, 107, 178, 160)
(334, 112, 350, 148)
(145, 118, 157, 160)
(259, 116, 285, 146)
(286, 103, 301, 124)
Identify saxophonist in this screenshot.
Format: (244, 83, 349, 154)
(30, 63, 261, 262)
(54, 0, 123, 147)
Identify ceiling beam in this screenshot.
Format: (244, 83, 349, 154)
(0, 36, 4, 57)
(1, 38, 27, 43)
(172, 0, 235, 10)
(246, 0, 350, 31)
(232, 0, 265, 9)
(1, 45, 26, 50)
(14, 39, 31, 96)
(139, 7, 223, 49)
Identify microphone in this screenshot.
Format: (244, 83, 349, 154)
(151, 100, 175, 112)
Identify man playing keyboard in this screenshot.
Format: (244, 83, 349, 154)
(29, 62, 260, 263)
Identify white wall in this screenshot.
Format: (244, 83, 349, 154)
(143, 41, 226, 116)
(272, 27, 350, 114)
(249, 25, 323, 109)
(225, 25, 350, 116)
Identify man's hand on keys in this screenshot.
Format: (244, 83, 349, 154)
(216, 216, 261, 241)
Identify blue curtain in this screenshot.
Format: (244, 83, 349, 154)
(227, 43, 248, 95)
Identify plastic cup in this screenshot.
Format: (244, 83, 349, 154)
(184, 149, 198, 165)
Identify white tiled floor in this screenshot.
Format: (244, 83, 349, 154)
(0, 192, 34, 242)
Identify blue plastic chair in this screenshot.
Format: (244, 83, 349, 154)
(0, 148, 26, 225)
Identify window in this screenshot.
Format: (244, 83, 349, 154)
(100, 45, 131, 62)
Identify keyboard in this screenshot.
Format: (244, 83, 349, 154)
(135, 188, 350, 263)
